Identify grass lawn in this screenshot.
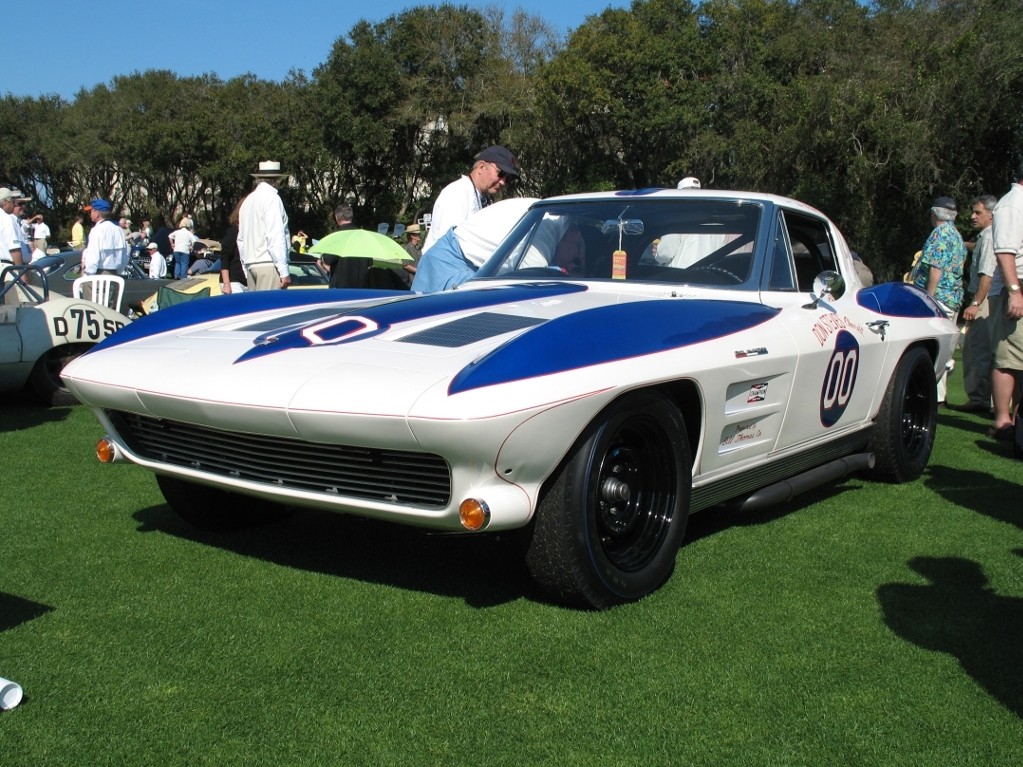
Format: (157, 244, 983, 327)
(2, 368, 1021, 766)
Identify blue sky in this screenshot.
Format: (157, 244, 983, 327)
(9, 0, 631, 100)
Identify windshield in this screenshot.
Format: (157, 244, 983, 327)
(474, 198, 763, 288)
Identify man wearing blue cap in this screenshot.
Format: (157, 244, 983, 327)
(82, 199, 128, 275)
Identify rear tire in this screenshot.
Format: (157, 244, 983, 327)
(868, 346, 937, 482)
(156, 475, 291, 532)
(525, 390, 691, 609)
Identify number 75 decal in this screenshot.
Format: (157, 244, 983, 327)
(53, 308, 125, 341)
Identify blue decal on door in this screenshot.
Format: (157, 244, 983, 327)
(820, 330, 858, 427)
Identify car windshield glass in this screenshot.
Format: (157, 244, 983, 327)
(288, 262, 329, 286)
(474, 198, 763, 288)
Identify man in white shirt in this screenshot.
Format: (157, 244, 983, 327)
(30, 213, 50, 257)
(146, 241, 167, 279)
(412, 197, 536, 293)
(989, 159, 1023, 438)
(237, 160, 291, 291)
(422, 145, 520, 253)
(0, 188, 23, 266)
(82, 199, 128, 275)
(10, 192, 32, 263)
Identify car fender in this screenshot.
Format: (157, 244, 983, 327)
(0, 294, 130, 397)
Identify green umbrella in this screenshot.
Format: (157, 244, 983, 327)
(308, 229, 413, 268)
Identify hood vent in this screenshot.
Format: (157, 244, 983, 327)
(396, 311, 544, 348)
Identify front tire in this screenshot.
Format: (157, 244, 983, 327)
(525, 390, 691, 609)
(156, 475, 291, 532)
(27, 343, 92, 406)
(868, 346, 937, 482)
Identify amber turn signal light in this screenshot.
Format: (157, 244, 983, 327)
(458, 498, 491, 531)
(96, 437, 117, 463)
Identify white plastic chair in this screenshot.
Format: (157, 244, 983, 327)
(73, 275, 125, 314)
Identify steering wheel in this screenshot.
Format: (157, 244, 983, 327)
(0, 264, 49, 304)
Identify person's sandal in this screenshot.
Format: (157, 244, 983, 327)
(987, 424, 1014, 441)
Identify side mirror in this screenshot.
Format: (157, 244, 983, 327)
(814, 270, 844, 300)
(804, 270, 845, 309)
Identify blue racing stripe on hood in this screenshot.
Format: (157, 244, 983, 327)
(88, 289, 400, 353)
(449, 299, 779, 394)
(88, 282, 587, 355)
(856, 282, 944, 318)
(234, 282, 588, 362)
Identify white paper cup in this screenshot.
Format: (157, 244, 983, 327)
(0, 677, 23, 710)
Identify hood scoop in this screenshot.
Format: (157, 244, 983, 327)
(397, 312, 544, 348)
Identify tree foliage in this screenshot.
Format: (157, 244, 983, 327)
(1, 0, 1020, 278)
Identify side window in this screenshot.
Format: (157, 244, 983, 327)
(768, 217, 795, 290)
(784, 211, 835, 292)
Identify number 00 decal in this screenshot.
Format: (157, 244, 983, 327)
(820, 330, 859, 427)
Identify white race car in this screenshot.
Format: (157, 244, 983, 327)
(63, 189, 959, 608)
(1, 264, 130, 404)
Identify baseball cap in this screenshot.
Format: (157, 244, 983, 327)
(475, 145, 520, 178)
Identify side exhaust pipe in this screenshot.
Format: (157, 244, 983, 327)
(736, 452, 875, 512)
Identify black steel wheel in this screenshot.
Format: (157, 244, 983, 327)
(868, 346, 937, 482)
(526, 390, 691, 609)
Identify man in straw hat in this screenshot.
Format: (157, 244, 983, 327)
(397, 222, 423, 287)
(237, 160, 291, 291)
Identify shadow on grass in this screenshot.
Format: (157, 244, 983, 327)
(683, 481, 861, 545)
(922, 464, 1022, 531)
(878, 556, 1023, 719)
(127, 467, 895, 609)
(0, 392, 72, 433)
(971, 435, 1020, 462)
(133, 504, 535, 609)
(0, 592, 53, 632)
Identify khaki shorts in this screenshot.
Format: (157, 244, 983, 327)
(246, 263, 284, 291)
(991, 293, 1023, 370)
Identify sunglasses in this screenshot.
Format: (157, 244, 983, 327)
(492, 163, 513, 181)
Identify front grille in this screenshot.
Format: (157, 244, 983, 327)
(107, 411, 451, 508)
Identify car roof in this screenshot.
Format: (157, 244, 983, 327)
(535, 188, 829, 219)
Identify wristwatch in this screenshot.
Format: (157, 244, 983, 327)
(1009, 284, 1021, 292)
